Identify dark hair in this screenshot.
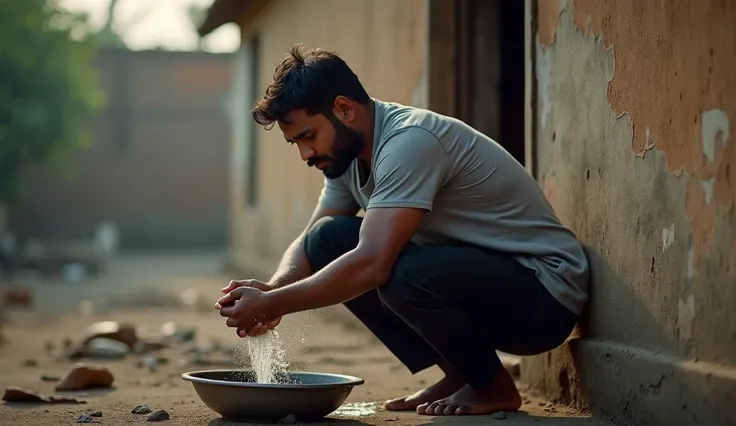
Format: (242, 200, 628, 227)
(252, 44, 370, 129)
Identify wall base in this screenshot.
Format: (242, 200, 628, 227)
(522, 339, 736, 426)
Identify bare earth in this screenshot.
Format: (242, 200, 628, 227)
(0, 252, 604, 426)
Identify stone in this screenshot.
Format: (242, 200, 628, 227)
(89, 410, 103, 417)
(82, 321, 137, 348)
(76, 414, 95, 423)
(132, 404, 152, 414)
(55, 363, 114, 391)
(161, 322, 195, 343)
(84, 337, 129, 359)
(3, 286, 32, 306)
(491, 411, 508, 420)
(147, 409, 170, 421)
(2, 387, 85, 404)
(41, 375, 60, 382)
(21, 358, 38, 367)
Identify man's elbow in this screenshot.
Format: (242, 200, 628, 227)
(353, 251, 393, 289)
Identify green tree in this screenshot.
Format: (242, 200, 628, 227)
(0, 0, 105, 205)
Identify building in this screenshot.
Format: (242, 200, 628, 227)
(9, 48, 232, 250)
(199, 1, 735, 425)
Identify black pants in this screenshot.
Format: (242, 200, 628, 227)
(303, 215, 578, 390)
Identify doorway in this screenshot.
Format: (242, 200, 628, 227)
(453, 0, 526, 165)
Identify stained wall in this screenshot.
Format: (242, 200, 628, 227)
(522, 1, 736, 424)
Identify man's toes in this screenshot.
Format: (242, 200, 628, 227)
(433, 404, 448, 415)
(415, 402, 431, 415)
(384, 398, 407, 411)
(454, 404, 471, 415)
(442, 404, 460, 415)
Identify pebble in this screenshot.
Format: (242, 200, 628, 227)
(147, 409, 170, 421)
(491, 411, 508, 420)
(132, 404, 153, 414)
(21, 359, 38, 367)
(76, 415, 95, 423)
(89, 411, 103, 417)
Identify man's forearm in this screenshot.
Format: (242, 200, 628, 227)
(268, 249, 387, 317)
(268, 234, 312, 288)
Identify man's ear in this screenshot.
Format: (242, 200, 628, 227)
(333, 96, 355, 122)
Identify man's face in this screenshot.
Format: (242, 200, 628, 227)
(278, 108, 363, 179)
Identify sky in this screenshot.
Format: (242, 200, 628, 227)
(59, 0, 240, 53)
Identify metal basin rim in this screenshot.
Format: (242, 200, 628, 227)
(181, 370, 365, 389)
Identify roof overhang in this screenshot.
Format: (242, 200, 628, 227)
(198, 0, 275, 37)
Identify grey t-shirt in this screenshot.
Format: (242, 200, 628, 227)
(318, 99, 589, 315)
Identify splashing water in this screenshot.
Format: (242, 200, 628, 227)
(235, 330, 289, 384)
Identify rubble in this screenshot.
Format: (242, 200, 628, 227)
(76, 414, 96, 423)
(82, 321, 138, 348)
(2, 387, 85, 404)
(55, 363, 114, 391)
(85, 337, 129, 359)
(147, 409, 170, 421)
(132, 404, 153, 414)
(3, 285, 32, 306)
(20, 358, 38, 367)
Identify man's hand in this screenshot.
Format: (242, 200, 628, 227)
(216, 280, 282, 337)
(216, 285, 277, 338)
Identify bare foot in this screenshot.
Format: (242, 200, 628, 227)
(416, 367, 522, 415)
(384, 374, 464, 411)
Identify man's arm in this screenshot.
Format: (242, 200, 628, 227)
(268, 203, 359, 289)
(267, 206, 424, 315)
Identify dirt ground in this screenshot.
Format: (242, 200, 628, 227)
(0, 252, 604, 426)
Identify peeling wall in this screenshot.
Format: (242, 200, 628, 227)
(525, 0, 736, 424)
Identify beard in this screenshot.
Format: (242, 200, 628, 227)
(307, 116, 364, 179)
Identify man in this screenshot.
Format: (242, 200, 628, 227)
(216, 44, 589, 416)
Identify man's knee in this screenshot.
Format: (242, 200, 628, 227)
(377, 248, 432, 314)
(303, 215, 361, 269)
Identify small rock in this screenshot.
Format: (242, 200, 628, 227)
(55, 363, 114, 391)
(161, 322, 195, 343)
(21, 358, 38, 367)
(132, 404, 153, 414)
(76, 414, 95, 423)
(543, 407, 552, 412)
(89, 411, 103, 417)
(84, 337, 129, 359)
(491, 411, 508, 420)
(2, 387, 85, 404)
(141, 355, 159, 371)
(147, 409, 170, 421)
(41, 374, 61, 382)
(4, 285, 33, 306)
(82, 321, 137, 348)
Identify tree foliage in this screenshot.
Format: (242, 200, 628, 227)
(0, 0, 104, 204)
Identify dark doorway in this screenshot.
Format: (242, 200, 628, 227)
(454, 0, 526, 165)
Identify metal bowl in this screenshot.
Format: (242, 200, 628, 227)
(181, 369, 365, 422)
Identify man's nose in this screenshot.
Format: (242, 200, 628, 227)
(298, 143, 314, 162)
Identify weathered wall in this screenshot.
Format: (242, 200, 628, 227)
(523, 1, 736, 425)
(9, 49, 231, 250)
(229, 0, 428, 276)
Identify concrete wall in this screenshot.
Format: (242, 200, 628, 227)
(9, 49, 232, 250)
(228, 0, 428, 276)
(522, 1, 736, 425)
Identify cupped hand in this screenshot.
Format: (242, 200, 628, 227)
(216, 279, 282, 337)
